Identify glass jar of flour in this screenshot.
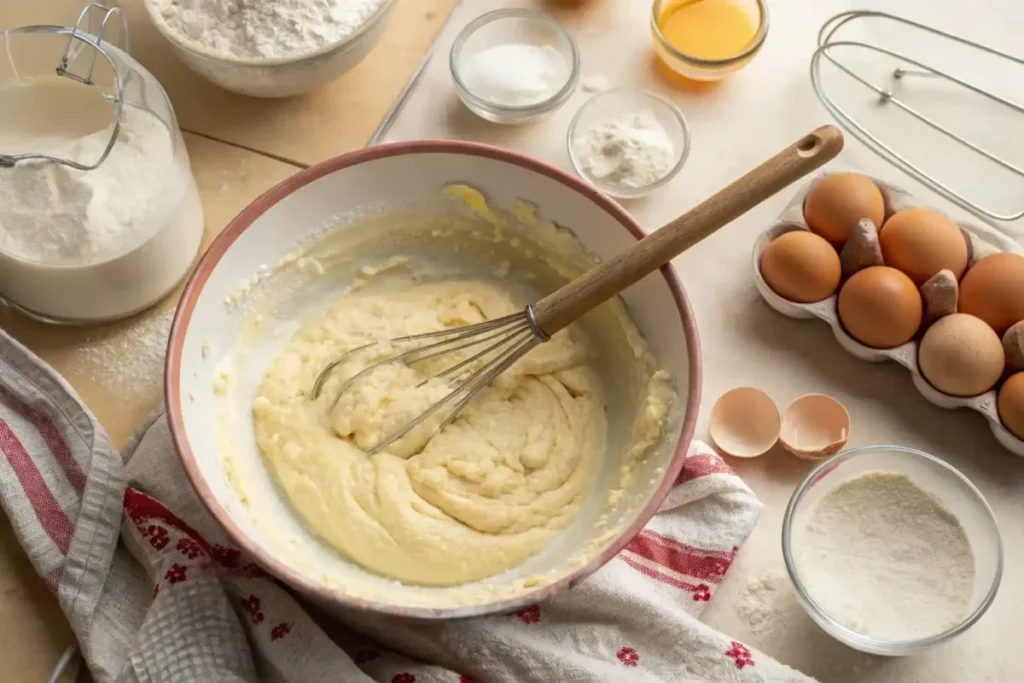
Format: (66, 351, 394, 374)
(0, 6, 204, 324)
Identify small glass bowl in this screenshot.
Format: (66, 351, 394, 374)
(450, 9, 580, 124)
(782, 446, 1003, 656)
(567, 87, 690, 199)
(651, 0, 769, 82)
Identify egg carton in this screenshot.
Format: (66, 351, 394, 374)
(752, 173, 1024, 457)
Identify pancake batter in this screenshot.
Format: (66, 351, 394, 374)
(252, 281, 606, 585)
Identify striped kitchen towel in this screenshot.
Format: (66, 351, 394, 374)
(0, 327, 816, 683)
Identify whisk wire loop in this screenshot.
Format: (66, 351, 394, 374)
(312, 308, 546, 454)
(811, 10, 1024, 222)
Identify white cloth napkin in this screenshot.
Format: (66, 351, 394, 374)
(0, 328, 815, 683)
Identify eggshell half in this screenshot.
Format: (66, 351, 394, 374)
(780, 394, 851, 460)
(709, 387, 781, 458)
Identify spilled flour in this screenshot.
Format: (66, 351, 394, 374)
(69, 307, 173, 409)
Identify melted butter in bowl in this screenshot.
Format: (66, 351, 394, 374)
(215, 185, 677, 606)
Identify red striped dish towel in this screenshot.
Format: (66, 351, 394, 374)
(0, 329, 815, 683)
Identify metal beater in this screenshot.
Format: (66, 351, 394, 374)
(811, 10, 1024, 223)
(312, 126, 845, 454)
(0, 3, 127, 171)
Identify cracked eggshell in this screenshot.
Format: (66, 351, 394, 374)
(709, 387, 780, 458)
(779, 394, 850, 461)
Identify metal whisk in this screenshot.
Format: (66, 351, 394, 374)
(312, 126, 845, 454)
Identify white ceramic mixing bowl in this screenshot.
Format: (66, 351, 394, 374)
(165, 141, 702, 618)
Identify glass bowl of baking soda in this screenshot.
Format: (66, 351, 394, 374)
(567, 87, 690, 199)
(450, 8, 580, 124)
(782, 446, 1003, 656)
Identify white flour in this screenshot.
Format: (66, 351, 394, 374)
(0, 77, 203, 322)
(459, 43, 569, 107)
(573, 111, 676, 190)
(0, 105, 177, 264)
(795, 472, 975, 641)
(151, 0, 389, 60)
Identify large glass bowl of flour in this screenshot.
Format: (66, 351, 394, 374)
(782, 446, 1003, 656)
(142, 0, 396, 98)
(0, 21, 204, 324)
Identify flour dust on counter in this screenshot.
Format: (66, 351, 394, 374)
(69, 308, 174, 405)
(151, 0, 391, 60)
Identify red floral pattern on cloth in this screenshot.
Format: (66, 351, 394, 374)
(164, 563, 188, 584)
(176, 537, 205, 559)
(124, 490, 268, 581)
(270, 622, 292, 641)
(459, 676, 477, 683)
(514, 605, 541, 624)
(617, 646, 640, 667)
(145, 525, 169, 550)
(725, 641, 755, 669)
(692, 584, 712, 602)
(391, 674, 416, 683)
(242, 595, 265, 625)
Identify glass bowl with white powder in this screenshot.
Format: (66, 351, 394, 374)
(783, 446, 1003, 656)
(567, 87, 690, 199)
(450, 9, 580, 124)
(143, 0, 396, 98)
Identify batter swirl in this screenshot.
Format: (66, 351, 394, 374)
(252, 281, 605, 585)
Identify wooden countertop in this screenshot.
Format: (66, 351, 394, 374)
(0, 0, 456, 679)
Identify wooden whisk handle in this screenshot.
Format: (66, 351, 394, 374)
(531, 125, 845, 336)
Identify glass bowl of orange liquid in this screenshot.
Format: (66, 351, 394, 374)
(651, 0, 768, 82)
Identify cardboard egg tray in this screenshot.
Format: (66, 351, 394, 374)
(752, 172, 1024, 457)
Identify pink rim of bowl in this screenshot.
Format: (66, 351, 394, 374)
(164, 139, 703, 619)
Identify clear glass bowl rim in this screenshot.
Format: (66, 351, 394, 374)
(781, 445, 1004, 654)
(449, 7, 581, 114)
(566, 86, 691, 197)
(650, 0, 770, 68)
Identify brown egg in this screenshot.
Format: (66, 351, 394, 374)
(838, 266, 922, 348)
(803, 173, 885, 247)
(760, 231, 841, 303)
(879, 208, 968, 284)
(999, 373, 1024, 439)
(918, 314, 1005, 397)
(959, 253, 1024, 336)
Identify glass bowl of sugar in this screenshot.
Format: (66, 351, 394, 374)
(450, 8, 580, 124)
(567, 87, 690, 199)
(782, 446, 1003, 656)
